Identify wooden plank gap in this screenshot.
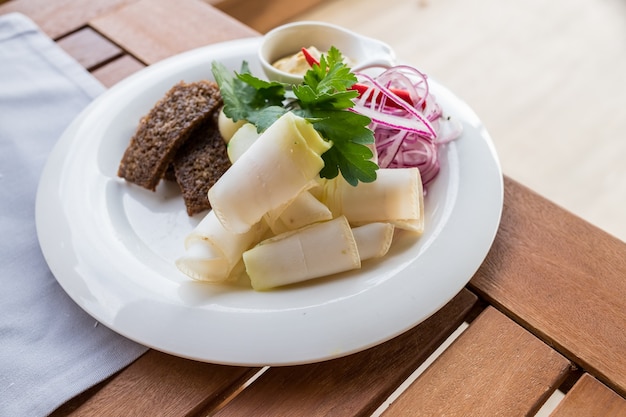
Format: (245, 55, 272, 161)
(195, 366, 270, 417)
(91, 54, 146, 87)
(468, 280, 568, 353)
(534, 364, 586, 416)
(461, 288, 489, 324)
(87, 52, 127, 72)
(372, 321, 470, 417)
(534, 389, 566, 417)
(56, 26, 124, 70)
(549, 373, 626, 417)
(188, 367, 265, 417)
(557, 367, 584, 394)
(86, 24, 149, 66)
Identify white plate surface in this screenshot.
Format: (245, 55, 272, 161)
(36, 37, 503, 366)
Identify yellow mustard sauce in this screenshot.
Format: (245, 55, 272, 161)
(272, 46, 322, 76)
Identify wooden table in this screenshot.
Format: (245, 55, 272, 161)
(2, 0, 625, 415)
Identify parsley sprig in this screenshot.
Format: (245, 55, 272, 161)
(211, 47, 378, 186)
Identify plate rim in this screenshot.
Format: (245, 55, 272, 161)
(35, 37, 503, 366)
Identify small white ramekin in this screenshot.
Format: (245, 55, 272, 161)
(258, 21, 396, 84)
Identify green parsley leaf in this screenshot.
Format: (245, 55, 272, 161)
(301, 47, 357, 94)
(300, 109, 377, 185)
(211, 61, 287, 130)
(294, 87, 358, 110)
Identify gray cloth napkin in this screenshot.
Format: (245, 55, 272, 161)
(0, 13, 148, 416)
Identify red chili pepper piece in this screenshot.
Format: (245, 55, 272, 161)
(301, 47, 320, 67)
(349, 83, 414, 107)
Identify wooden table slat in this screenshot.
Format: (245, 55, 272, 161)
(57, 27, 123, 71)
(211, 0, 329, 33)
(0, 0, 134, 39)
(470, 177, 626, 397)
(549, 373, 626, 417)
(89, 0, 258, 65)
(57, 351, 260, 417)
(213, 289, 477, 417)
(382, 307, 573, 417)
(90, 53, 146, 87)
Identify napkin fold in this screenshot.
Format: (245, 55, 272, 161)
(0, 13, 148, 416)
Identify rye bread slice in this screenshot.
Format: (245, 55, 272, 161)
(117, 80, 222, 191)
(173, 115, 232, 216)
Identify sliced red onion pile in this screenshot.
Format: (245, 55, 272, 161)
(352, 65, 462, 189)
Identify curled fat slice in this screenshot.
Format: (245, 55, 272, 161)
(322, 167, 424, 232)
(352, 222, 395, 260)
(175, 240, 231, 282)
(185, 210, 266, 263)
(208, 112, 331, 234)
(177, 210, 267, 282)
(243, 216, 360, 291)
(389, 217, 424, 234)
(264, 189, 333, 235)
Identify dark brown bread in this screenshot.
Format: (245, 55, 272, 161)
(118, 80, 222, 191)
(173, 116, 232, 216)
(163, 164, 176, 182)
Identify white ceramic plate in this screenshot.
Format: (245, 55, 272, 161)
(36, 37, 503, 366)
